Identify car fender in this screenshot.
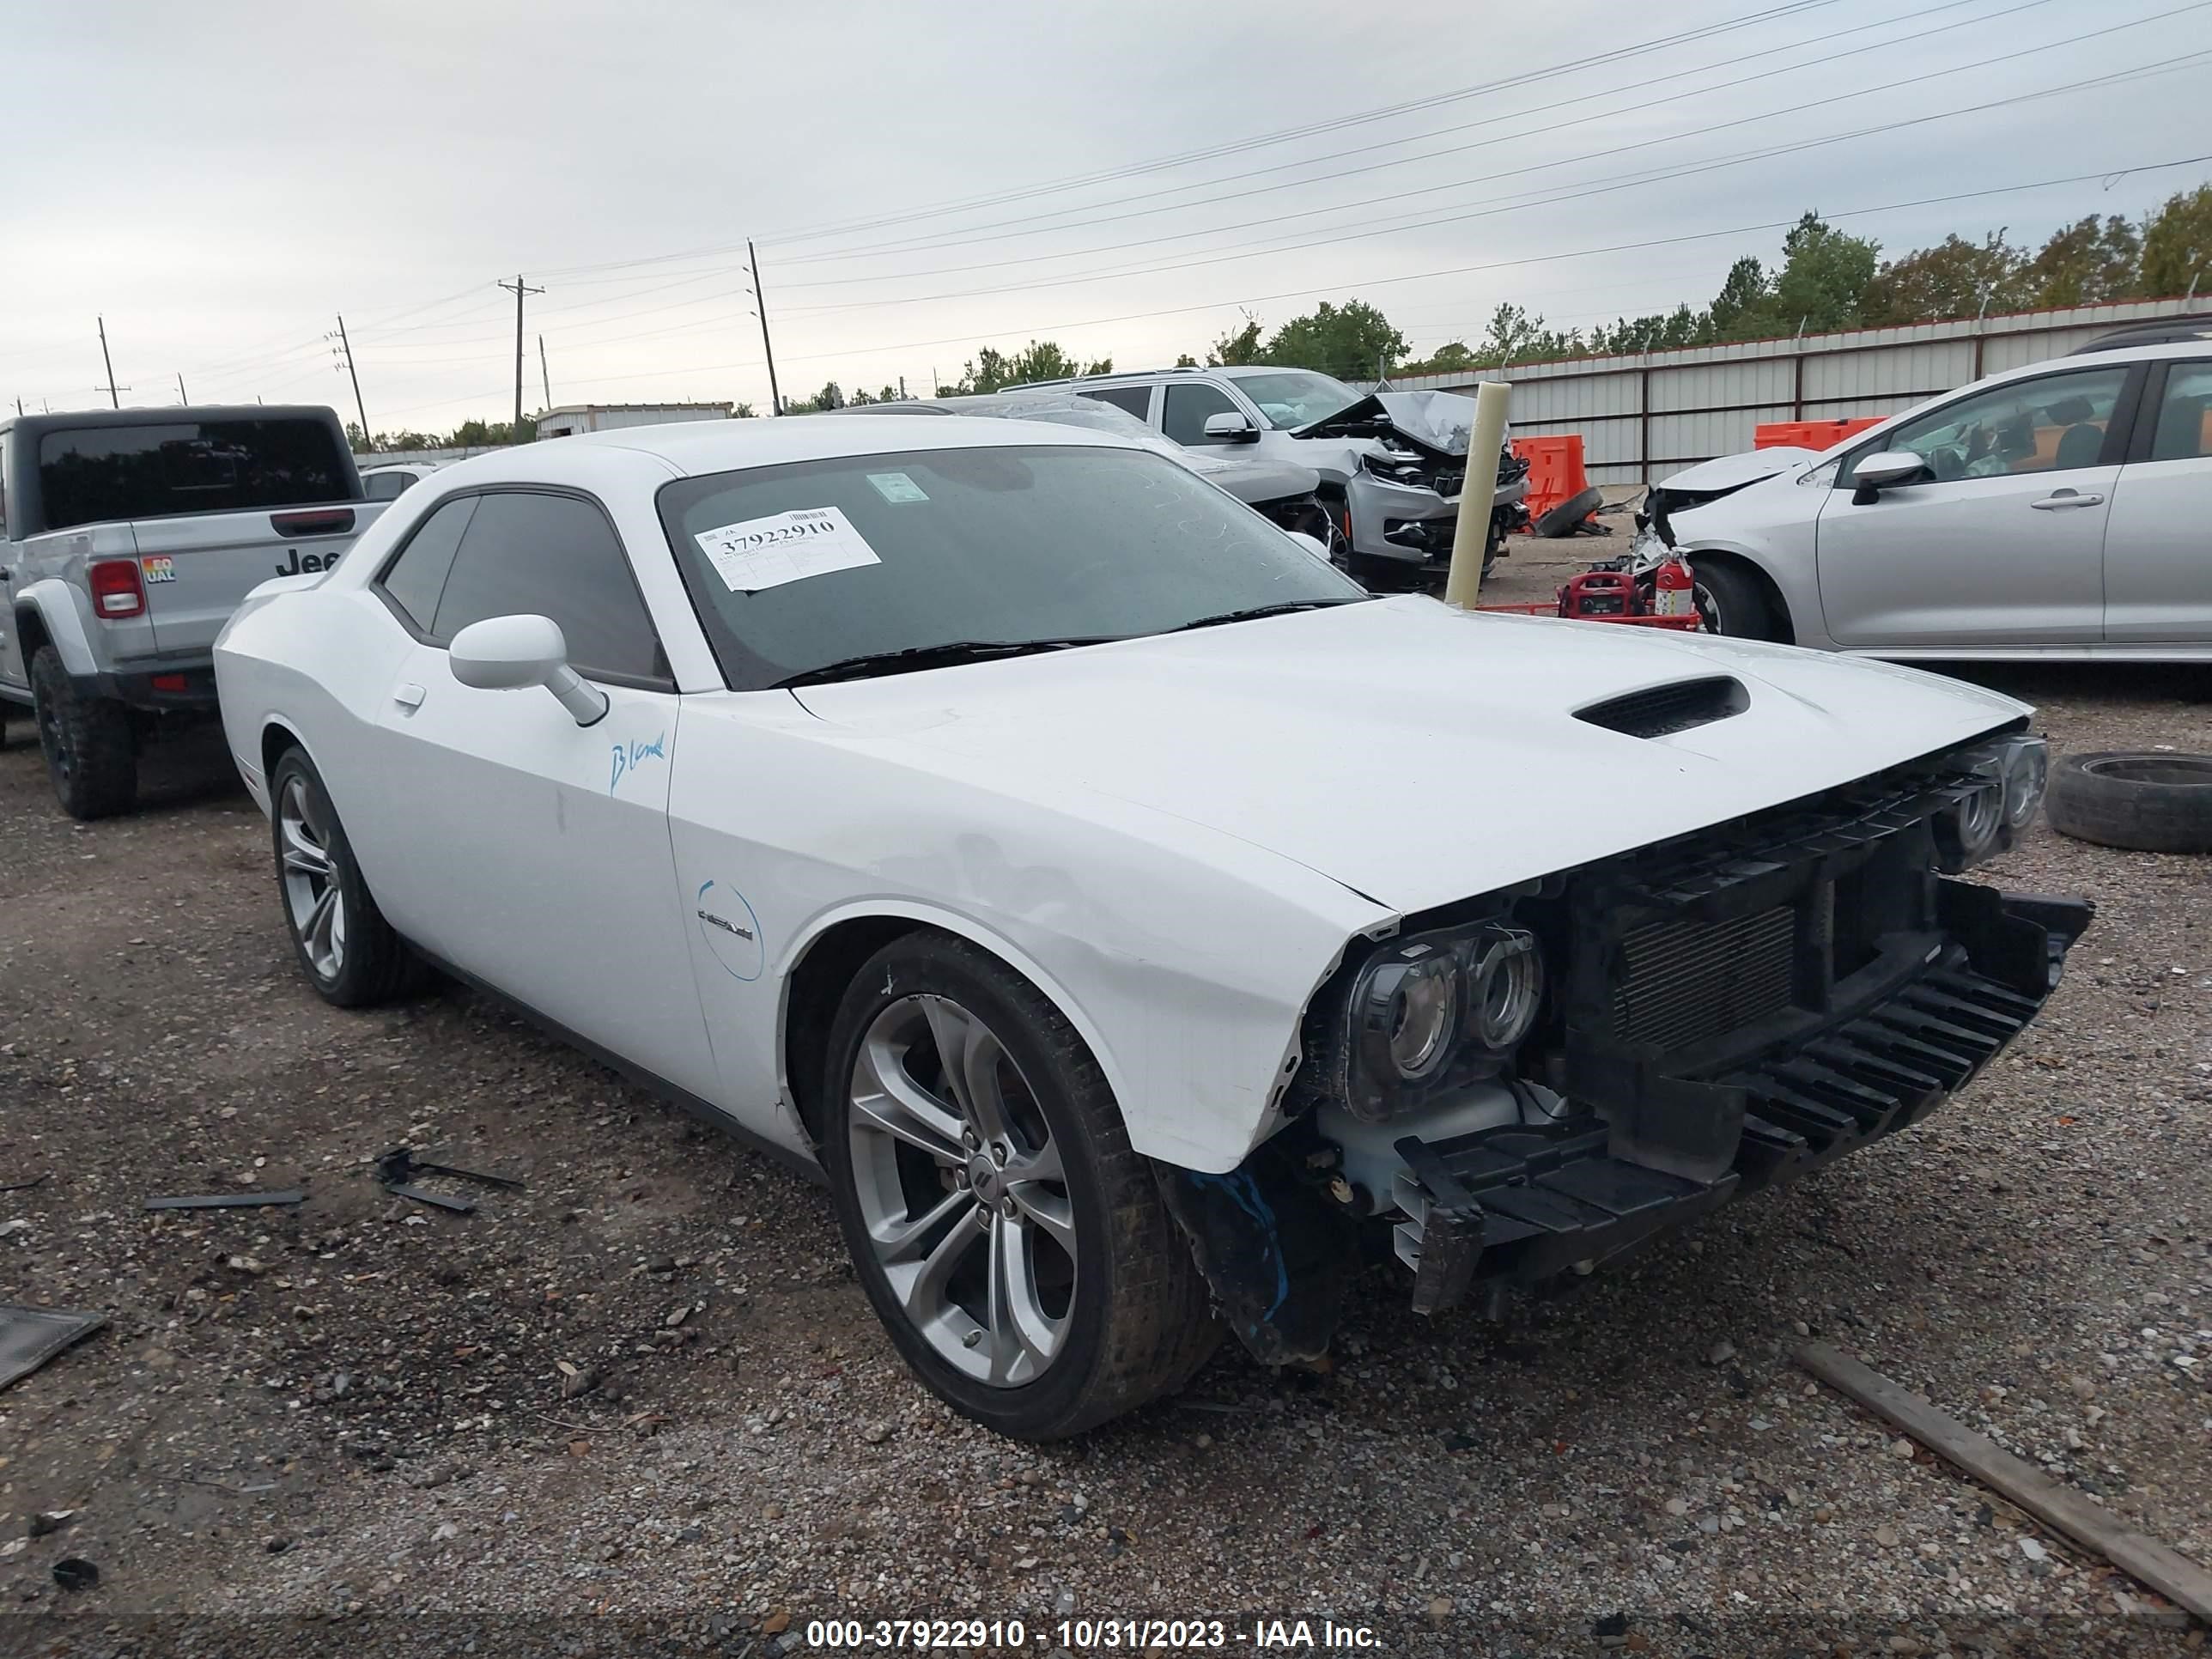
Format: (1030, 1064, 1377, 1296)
(1671, 483, 1833, 647)
(774, 896, 1128, 1147)
(13, 580, 98, 677)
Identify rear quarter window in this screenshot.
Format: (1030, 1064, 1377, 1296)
(37, 419, 352, 531)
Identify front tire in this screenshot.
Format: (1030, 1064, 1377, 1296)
(30, 647, 137, 819)
(267, 748, 422, 1006)
(1689, 556, 1787, 641)
(821, 933, 1218, 1439)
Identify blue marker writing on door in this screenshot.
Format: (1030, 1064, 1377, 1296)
(608, 731, 668, 793)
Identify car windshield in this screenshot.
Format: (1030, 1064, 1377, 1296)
(656, 443, 1365, 690)
(1232, 371, 1362, 428)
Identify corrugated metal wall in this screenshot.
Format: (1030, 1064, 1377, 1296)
(1392, 297, 2202, 483)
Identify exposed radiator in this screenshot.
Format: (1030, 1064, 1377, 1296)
(1610, 904, 1796, 1051)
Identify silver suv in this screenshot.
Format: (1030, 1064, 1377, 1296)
(1010, 364, 1524, 585)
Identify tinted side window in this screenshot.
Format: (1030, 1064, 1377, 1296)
(36, 419, 351, 529)
(1843, 366, 2130, 485)
(2145, 362, 2212, 461)
(363, 471, 416, 500)
(431, 492, 665, 683)
(1161, 382, 1240, 446)
(1079, 385, 1152, 422)
(377, 495, 477, 633)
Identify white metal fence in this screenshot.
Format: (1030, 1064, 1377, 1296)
(1392, 296, 2203, 484)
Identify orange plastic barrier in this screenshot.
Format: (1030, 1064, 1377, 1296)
(1753, 417, 1883, 451)
(1510, 434, 1588, 520)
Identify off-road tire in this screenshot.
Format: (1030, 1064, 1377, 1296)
(267, 748, 427, 1006)
(821, 932, 1220, 1439)
(29, 646, 137, 819)
(1689, 556, 1786, 641)
(2047, 751, 2212, 854)
(1534, 484, 1603, 538)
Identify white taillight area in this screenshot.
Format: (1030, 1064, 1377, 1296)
(99, 592, 136, 615)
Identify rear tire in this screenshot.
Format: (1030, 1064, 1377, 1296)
(1534, 485, 1603, 538)
(267, 748, 425, 1006)
(820, 932, 1218, 1439)
(30, 646, 137, 819)
(1689, 556, 1787, 642)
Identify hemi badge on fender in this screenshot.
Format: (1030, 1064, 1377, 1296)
(140, 556, 176, 583)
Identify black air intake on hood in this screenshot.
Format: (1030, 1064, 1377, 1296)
(1575, 676, 1747, 739)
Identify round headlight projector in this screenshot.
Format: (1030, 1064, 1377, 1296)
(1936, 735, 2050, 872)
(1353, 923, 1544, 1098)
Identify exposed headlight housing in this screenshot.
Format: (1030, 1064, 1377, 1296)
(1934, 735, 2048, 872)
(1334, 921, 1546, 1121)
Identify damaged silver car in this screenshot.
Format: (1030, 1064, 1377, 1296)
(1011, 365, 1528, 586)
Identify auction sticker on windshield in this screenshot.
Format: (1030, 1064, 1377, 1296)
(696, 506, 882, 593)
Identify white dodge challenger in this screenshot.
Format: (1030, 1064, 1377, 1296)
(214, 415, 2087, 1439)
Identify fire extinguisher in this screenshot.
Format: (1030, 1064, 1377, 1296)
(1650, 553, 1695, 618)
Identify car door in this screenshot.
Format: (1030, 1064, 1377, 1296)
(365, 487, 720, 1101)
(1814, 362, 2138, 649)
(2104, 356, 2212, 643)
(1160, 380, 1260, 465)
(0, 451, 23, 690)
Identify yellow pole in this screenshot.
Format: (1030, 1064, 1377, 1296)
(1443, 379, 1513, 611)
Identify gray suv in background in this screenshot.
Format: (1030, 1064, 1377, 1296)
(1012, 363, 1526, 585)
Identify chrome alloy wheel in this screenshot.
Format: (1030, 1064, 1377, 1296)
(277, 772, 346, 981)
(847, 994, 1076, 1386)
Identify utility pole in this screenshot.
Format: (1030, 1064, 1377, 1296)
(97, 316, 121, 408)
(538, 334, 552, 410)
(746, 240, 782, 416)
(497, 276, 544, 437)
(332, 314, 371, 447)
(175, 372, 189, 404)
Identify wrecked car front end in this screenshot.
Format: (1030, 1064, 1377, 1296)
(1161, 728, 2087, 1364)
(1294, 391, 1529, 582)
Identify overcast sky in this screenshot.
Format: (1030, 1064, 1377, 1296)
(3, 0, 2208, 430)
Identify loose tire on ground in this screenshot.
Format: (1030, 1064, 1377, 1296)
(2046, 751, 2212, 854)
(29, 646, 137, 819)
(1688, 556, 1787, 642)
(267, 748, 427, 1006)
(820, 931, 1219, 1439)
(1534, 484, 1603, 538)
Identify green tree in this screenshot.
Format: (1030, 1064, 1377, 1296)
(2142, 185, 2212, 296)
(1707, 256, 1769, 336)
(732, 401, 757, 418)
(1753, 212, 1880, 337)
(1863, 232, 2024, 325)
(1174, 352, 1199, 368)
(1206, 310, 1265, 366)
(1263, 299, 1407, 379)
(2017, 215, 2142, 308)
(937, 340, 1109, 395)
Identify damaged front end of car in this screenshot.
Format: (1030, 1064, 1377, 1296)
(1292, 391, 1530, 578)
(1157, 729, 2090, 1366)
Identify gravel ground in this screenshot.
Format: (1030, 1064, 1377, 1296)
(0, 540, 2207, 1657)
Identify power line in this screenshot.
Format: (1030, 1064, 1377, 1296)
(752, 0, 1853, 251)
(776, 50, 2211, 318)
(778, 0, 2052, 283)
(753, 155, 2212, 368)
(775, 0, 2027, 270)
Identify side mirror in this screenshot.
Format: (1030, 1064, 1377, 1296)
(447, 613, 609, 726)
(1202, 410, 1260, 442)
(1850, 449, 1924, 505)
(1285, 530, 1330, 561)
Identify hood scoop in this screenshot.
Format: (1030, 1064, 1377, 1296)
(1574, 676, 1747, 739)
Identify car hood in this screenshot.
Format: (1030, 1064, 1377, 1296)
(1658, 447, 1820, 495)
(791, 597, 2027, 915)
(1292, 390, 1481, 458)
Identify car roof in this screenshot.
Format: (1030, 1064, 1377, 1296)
(546, 411, 1136, 477)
